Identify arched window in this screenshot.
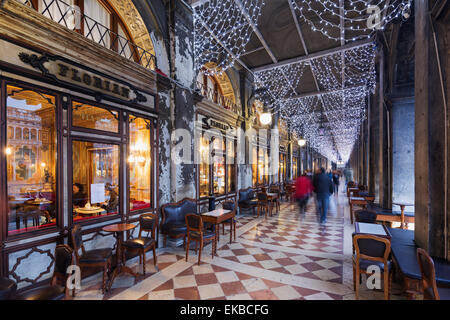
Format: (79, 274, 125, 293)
(197, 71, 223, 104)
(15, 127, 22, 140)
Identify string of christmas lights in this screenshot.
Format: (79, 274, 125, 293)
(193, 0, 264, 75)
(255, 43, 376, 162)
(290, 0, 411, 42)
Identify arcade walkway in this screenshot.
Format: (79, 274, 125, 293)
(73, 186, 410, 300)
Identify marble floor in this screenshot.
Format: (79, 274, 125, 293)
(74, 189, 410, 300)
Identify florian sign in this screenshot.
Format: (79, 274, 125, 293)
(52, 61, 132, 100)
(17, 52, 147, 104)
(201, 116, 232, 132)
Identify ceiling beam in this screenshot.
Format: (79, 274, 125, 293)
(252, 37, 374, 72)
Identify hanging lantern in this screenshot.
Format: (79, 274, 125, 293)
(260, 112, 272, 125)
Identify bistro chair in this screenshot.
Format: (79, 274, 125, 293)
(417, 248, 450, 300)
(284, 184, 295, 202)
(0, 277, 17, 300)
(220, 200, 237, 242)
(256, 192, 273, 219)
(354, 210, 377, 224)
(15, 244, 74, 300)
(70, 224, 113, 295)
(353, 234, 392, 300)
(268, 185, 281, 213)
(122, 213, 158, 275)
(185, 214, 216, 265)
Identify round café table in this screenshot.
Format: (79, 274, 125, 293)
(102, 223, 137, 290)
(392, 202, 414, 229)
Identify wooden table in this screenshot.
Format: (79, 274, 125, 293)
(102, 223, 137, 290)
(266, 192, 280, 214)
(392, 202, 414, 229)
(201, 209, 234, 252)
(74, 207, 106, 217)
(349, 197, 368, 224)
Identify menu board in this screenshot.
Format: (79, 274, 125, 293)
(91, 183, 105, 204)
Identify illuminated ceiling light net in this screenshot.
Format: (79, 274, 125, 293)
(254, 43, 376, 163)
(194, 0, 264, 75)
(290, 0, 411, 42)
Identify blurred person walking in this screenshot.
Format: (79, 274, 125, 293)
(294, 172, 313, 214)
(313, 167, 334, 224)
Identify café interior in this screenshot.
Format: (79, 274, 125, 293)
(0, 0, 449, 301)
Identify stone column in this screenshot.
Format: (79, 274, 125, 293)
(415, 0, 449, 259)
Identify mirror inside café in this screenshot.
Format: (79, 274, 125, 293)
(6, 85, 57, 235)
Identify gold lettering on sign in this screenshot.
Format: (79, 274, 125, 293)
(53, 62, 132, 100)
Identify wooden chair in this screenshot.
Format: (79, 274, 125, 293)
(353, 234, 392, 300)
(268, 185, 281, 213)
(185, 214, 216, 265)
(70, 224, 112, 295)
(417, 248, 450, 300)
(284, 184, 295, 202)
(256, 192, 273, 219)
(15, 244, 74, 300)
(220, 200, 237, 242)
(122, 213, 158, 275)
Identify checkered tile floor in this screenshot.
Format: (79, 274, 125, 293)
(140, 262, 343, 300)
(74, 191, 409, 300)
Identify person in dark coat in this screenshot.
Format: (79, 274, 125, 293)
(72, 183, 87, 208)
(332, 172, 340, 194)
(312, 167, 334, 224)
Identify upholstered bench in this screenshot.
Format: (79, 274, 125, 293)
(160, 198, 198, 247)
(389, 228, 450, 299)
(238, 187, 257, 216)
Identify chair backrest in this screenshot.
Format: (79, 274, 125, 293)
(238, 187, 254, 202)
(139, 213, 157, 239)
(161, 198, 197, 225)
(70, 224, 85, 262)
(353, 234, 391, 266)
(222, 200, 236, 212)
(354, 210, 377, 223)
(185, 214, 203, 233)
(257, 192, 268, 202)
(417, 248, 440, 300)
(52, 244, 73, 287)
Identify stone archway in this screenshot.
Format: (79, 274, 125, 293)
(109, 0, 156, 66)
(204, 62, 237, 103)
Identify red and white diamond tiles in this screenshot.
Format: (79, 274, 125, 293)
(74, 193, 404, 300)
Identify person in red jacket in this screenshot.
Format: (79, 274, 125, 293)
(294, 172, 313, 214)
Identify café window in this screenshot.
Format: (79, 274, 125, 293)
(293, 157, 298, 179)
(198, 130, 236, 198)
(129, 116, 152, 212)
(199, 136, 210, 198)
(72, 101, 119, 133)
(252, 145, 257, 186)
(72, 140, 120, 222)
(258, 148, 265, 184)
(227, 139, 236, 193)
(6, 85, 57, 235)
(212, 138, 225, 195)
(279, 153, 286, 182)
